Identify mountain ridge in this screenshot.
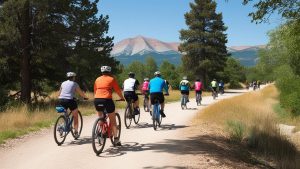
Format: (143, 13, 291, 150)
(112, 36, 265, 66)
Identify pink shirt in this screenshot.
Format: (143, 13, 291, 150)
(142, 81, 149, 91)
(194, 81, 203, 91)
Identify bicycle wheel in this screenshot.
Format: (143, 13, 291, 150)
(110, 112, 121, 146)
(71, 111, 83, 139)
(134, 107, 140, 124)
(181, 96, 184, 110)
(144, 97, 150, 112)
(124, 105, 132, 129)
(92, 118, 106, 155)
(54, 115, 67, 146)
(152, 104, 159, 130)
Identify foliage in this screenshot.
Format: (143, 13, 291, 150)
(160, 60, 180, 89)
(179, 0, 228, 87)
(223, 57, 246, 86)
(226, 120, 245, 143)
(0, 0, 118, 103)
(243, 0, 300, 22)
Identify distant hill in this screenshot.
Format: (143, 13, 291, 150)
(111, 36, 265, 66)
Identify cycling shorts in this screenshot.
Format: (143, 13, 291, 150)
(195, 90, 202, 95)
(212, 87, 217, 92)
(94, 98, 115, 114)
(124, 91, 138, 102)
(150, 92, 164, 105)
(180, 90, 189, 95)
(59, 99, 78, 111)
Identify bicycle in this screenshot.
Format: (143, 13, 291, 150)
(181, 94, 188, 110)
(91, 101, 122, 155)
(151, 94, 168, 131)
(124, 93, 142, 129)
(143, 93, 150, 112)
(212, 88, 218, 100)
(196, 92, 202, 106)
(54, 106, 83, 146)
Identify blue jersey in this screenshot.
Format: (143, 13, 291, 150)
(149, 77, 168, 93)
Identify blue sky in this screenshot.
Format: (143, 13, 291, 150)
(98, 0, 283, 47)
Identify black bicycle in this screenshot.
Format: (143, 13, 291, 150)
(143, 93, 150, 112)
(196, 92, 202, 106)
(124, 94, 142, 129)
(54, 106, 83, 146)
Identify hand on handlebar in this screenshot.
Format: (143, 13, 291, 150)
(83, 97, 89, 100)
(164, 93, 169, 96)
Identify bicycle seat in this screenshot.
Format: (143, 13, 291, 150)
(55, 106, 65, 113)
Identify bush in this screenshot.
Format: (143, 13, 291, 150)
(275, 65, 300, 116)
(228, 80, 243, 89)
(226, 120, 245, 143)
(0, 89, 9, 111)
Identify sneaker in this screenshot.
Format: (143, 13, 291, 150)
(113, 137, 122, 146)
(74, 130, 79, 139)
(134, 107, 140, 115)
(160, 110, 166, 118)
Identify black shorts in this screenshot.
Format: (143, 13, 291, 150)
(58, 99, 78, 111)
(195, 90, 202, 95)
(124, 91, 138, 102)
(150, 92, 164, 105)
(181, 90, 189, 95)
(212, 87, 217, 92)
(94, 98, 115, 114)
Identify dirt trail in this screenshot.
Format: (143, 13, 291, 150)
(0, 89, 251, 169)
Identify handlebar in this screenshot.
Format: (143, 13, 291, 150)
(115, 99, 125, 102)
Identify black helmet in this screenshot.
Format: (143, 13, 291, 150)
(128, 72, 135, 77)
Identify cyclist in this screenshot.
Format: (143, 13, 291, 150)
(193, 78, 203, 102)
(211, 78, 218, 97)
(123, 72, 140, 115)
(149, 71, 169, 118)
(142, 77, 150, 98)
(218, 80, 224, 94)
(58, 72, 88, 137)
(94, 66, 125, 146)
(179, 76, 191, 102)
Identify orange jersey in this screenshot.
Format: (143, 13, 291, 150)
(94, 75, 122, 99)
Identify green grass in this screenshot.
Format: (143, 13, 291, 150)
(273, 103, 300, 132)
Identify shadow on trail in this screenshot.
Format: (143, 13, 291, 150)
(141, 135, 273, 169)
(64, 136, 93, 146)
(143, 166, 186, 169)
(129, 123, 189, 131)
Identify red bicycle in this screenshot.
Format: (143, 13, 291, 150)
(91, 101, 122, 156)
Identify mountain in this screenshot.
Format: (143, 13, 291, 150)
(111, 36, 265, 66)
(111, 36, 181, 65)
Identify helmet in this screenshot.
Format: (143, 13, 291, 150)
(128, 72, 135, 77)
(66, 72, 76, 77)
(183, 76, 187, 80)
(154, 71, 161, 76)
(144, 78, 149, 81)
(101, 66, 111, 73)
(213, 78, 216, 81)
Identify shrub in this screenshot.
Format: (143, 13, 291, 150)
(226, 120, 245, 143)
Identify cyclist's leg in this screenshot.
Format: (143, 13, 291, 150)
(158, 93, 166, 117)
(105, 99, 119, 139)
(94, 98, 106, 124)
(69, 99, 79, 132)
(133, 92, 139, 109)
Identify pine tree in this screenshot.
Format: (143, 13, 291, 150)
(67, 0, 118, 91)
(179, 0, 228, 87)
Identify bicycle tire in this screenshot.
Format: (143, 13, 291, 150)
(133, 107, 140, 124)
(144, 97, 150, 112)
(152, 104, 159, 130)
(110, 112, 121, 146)
(54, 115, 67, 146)
(71, 111, 83, 140)
(124, 105, 132, 129)
(92, 118, 106, 155)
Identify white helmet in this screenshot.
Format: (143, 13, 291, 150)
(154, 71, 161, 76)
(101, 66, 111, 73)
(66, 72, 76, 77)
(144, 78, 149, 81)
(183, 76, 187, 80)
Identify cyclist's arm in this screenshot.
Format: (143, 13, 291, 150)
(76, 86, 88, 99)
(57, 87, 62, 97)
(163, 81, 169, 94)
(112, 79, 125, 100)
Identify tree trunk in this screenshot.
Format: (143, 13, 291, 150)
(20, 0, 32, 104)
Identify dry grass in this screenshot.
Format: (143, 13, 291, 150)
(193, 85, 299, 168)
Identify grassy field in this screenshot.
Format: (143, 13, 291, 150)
(193, 85, 299, 168)
(0, 89, 207, 144)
